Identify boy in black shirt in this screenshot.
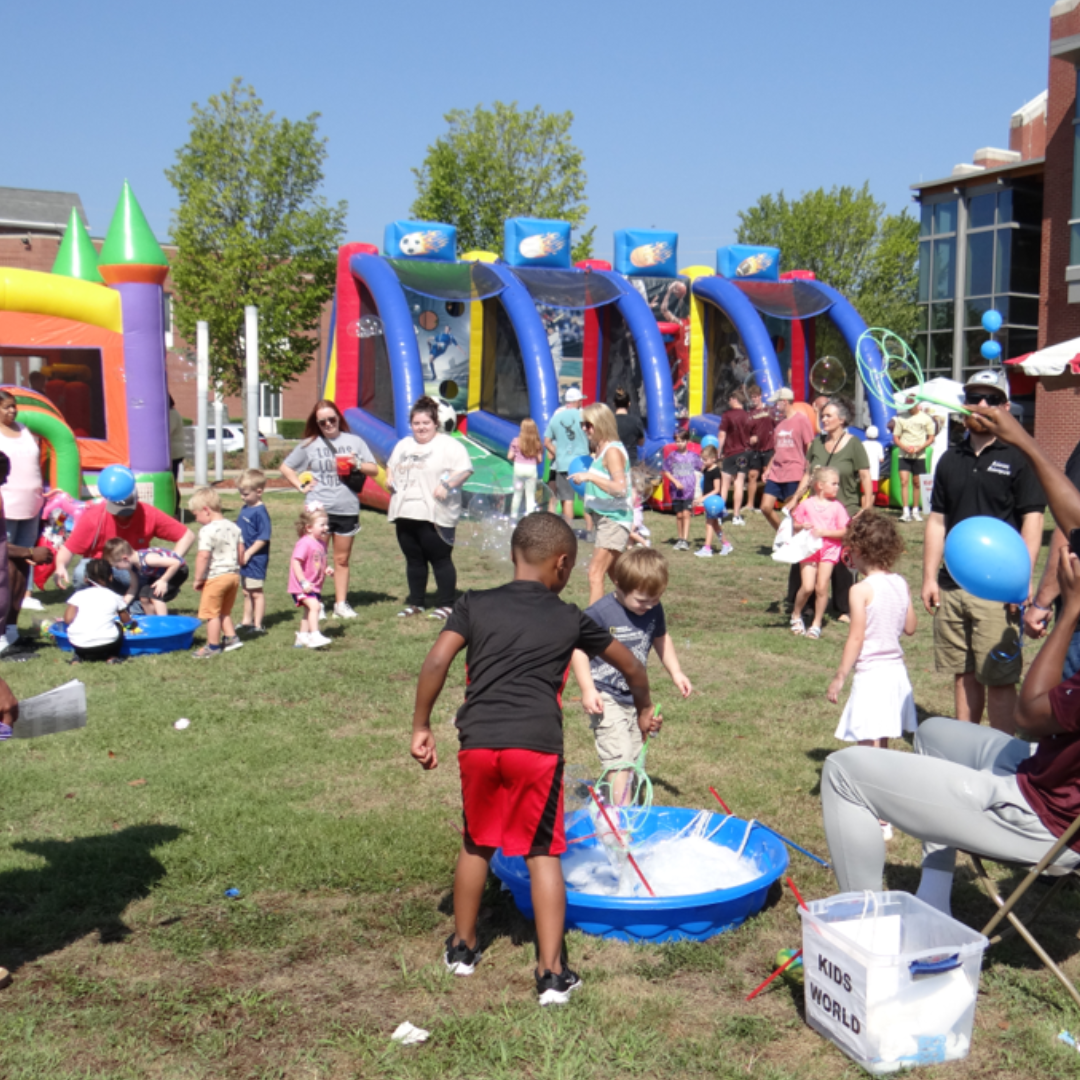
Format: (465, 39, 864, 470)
(412, 513, 657, 1006)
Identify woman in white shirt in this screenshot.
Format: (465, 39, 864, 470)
(387, 396, 473, 621)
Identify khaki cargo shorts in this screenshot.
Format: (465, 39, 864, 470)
(594, 516, 631, 553)
(587, 693, 643, 768)
(933, 586, 1021, 685)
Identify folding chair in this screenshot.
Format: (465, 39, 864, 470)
(963, 813, 1080, 1010)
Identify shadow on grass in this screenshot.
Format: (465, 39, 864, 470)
(0, 824, 183, 972)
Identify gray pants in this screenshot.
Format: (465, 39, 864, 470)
(821, 717, 1080, 892)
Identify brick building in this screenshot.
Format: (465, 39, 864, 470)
(911, 0, 1080, 467)
(0, 187, 331, 433)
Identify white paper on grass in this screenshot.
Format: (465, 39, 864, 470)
(12, 680, 86, 739)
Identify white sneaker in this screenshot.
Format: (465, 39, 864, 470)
(21, 597, 43, 611)
(911, 509, 923, 522)
(732, 515, 745, 526)
(720, 542, 734, 556)
(901, 508, 911, 522)
(694, 546, 713, 558)
(333, 602, 358, 619)
(317, 603, 326, 622)
(307, 631, 332, 648)
(294, 632, 310, 649)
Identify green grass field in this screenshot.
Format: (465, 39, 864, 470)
(1, 494, 1078, 1079)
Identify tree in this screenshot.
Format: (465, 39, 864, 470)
(735, 183, 919, 363)
(411, 102, 594, 262)
(166, 79, 347, 421)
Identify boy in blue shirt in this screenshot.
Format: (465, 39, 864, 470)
(237, 469, 271, 634)
(571, 547, 692, 802)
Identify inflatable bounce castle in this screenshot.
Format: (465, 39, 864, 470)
(0, 182, 175, 512)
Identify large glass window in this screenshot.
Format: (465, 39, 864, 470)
(920, 204, 932, 237)
(931, 302, 954, 330)
(965, 231, 994, 297)
(932, 237, 955, 299)
(933, 201, 957, 234)
(968, 194, 995, 230)
(1009, 229, 1041, 294)
(918, 240, 931, 303)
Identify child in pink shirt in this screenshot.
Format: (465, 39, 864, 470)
(289, 508, 333, 650)
(791, 466, 850, 639)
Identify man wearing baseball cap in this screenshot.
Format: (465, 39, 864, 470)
(55, 485, 195, 596)
(544, 386, 591, 531)
(921, 368, 1045, 731)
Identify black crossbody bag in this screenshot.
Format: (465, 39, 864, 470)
(320, 434, 366, 496)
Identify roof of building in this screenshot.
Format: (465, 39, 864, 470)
(910, 157, 1045, 195)
(0, 187, 88, 232)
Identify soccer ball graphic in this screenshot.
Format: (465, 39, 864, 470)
(437, 402, 457, 433)
(400, 232, 426, 256)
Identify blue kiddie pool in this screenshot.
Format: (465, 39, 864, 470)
(491, 806, 789, 943)
(50, 615, 203, 657)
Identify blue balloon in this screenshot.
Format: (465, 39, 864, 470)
(703, 494, 726, 518)
(980, 340, 1002, 361)
(981, 309, 1003, 334)
(701, 435, 720, 451)
(98, 464, 136, 502)
(943, 516, 1031, 604)
(567, 454, 593, 498)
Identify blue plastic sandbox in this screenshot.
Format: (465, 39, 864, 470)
(50, 615, 202, 657)
(491, 806, 789, 943)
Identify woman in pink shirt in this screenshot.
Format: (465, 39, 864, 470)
(791, 467, 850, 639)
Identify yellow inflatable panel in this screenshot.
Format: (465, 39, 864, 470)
(468, 300, 483, 411)
(324, 331, 339, 400)
(679, 265, 714, 418)
(0, 268, 122, 334)
(460, 250, 498, 263)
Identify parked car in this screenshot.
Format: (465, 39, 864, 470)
(186, 423, 269, 456)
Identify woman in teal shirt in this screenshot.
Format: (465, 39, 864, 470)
(571, 403, 632, 605)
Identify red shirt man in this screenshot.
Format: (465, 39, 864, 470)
(55, 492, 194, 587)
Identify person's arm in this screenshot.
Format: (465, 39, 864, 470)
(827, 583, 869, 703)
(0, 678, 18, 728)
(921, 511, 946, 614)
(411, 630, 467, 770)
(54, 544, 75, 587)
(570, 649, 603, 714)
(791, 461, 813, 505)
(237, 539, 246, 570)
(595, 639, 657, 736)
(291, 556, 313, 594)
(1026, 527, 1067, 639)
(171, 528, 196, 560)
(193, 550, 210, 592)
(716, 429, 727, 455)
(969, 405, 1080, 533)
(903, 593, 918, 637)
(62, 602, 78, 626)
(653, 634, 692, 698)
(239, 539, 267, 568)
(544, 437, 558, 461)
(1015, 552, 1080, 739)
(279, 456, 310, 494)
(858, 468, 873, 511)
(1020, 511, 1045, 605)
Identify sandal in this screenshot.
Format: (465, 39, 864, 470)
(790, 618, 805, 636)
(806, 626, 822, 640)
(397, 605, 424, 618)
(427, 607, 453, 621)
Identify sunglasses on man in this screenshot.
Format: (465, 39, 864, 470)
(965, 392, 1005, 408)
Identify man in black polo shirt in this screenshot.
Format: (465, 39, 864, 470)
(921, 369, 1046, 731)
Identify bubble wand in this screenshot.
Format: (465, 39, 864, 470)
(587, 785, 655, 897)
(855, 328, 971, 417)
(707, 788, 830, 869)
(746, 877, 809, 1001)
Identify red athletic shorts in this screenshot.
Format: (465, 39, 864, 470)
(458, 748, 566, 857)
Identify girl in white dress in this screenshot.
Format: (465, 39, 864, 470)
(826, 512, 917, 837)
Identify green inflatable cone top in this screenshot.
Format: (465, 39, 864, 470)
(98, 181, 168, 270)
(52, 208, 104, 284)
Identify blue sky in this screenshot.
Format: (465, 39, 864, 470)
(4, 0, 1051, 265)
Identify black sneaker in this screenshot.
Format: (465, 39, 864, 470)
(535, 967, 583, 1006)
(444, 933, 482, 976)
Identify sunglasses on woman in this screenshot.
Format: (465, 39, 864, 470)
(317, 416, 339, 428)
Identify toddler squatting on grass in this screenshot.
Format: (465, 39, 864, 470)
(411, 513, 658, 1006)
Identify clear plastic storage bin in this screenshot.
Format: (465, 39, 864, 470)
(799, 891, 988, 1073)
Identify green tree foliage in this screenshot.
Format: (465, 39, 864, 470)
(735, 184, 919, 356)
(411, 102, 594, 262)
(166, 80, 347, 399)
